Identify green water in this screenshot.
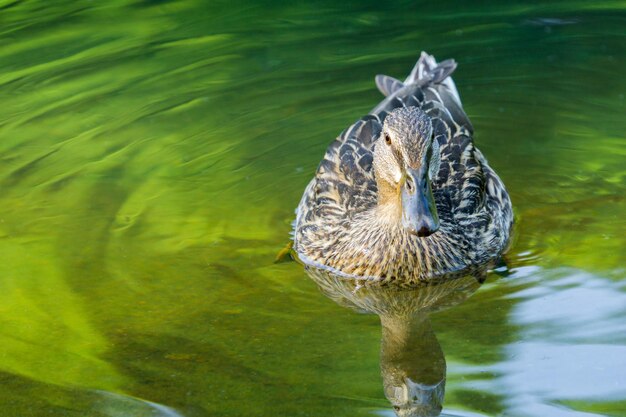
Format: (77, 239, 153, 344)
(1, 1, 625, 416)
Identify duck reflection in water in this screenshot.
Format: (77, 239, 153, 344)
(305, 267, 484, 417)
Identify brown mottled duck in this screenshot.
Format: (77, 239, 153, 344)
(293, 52, 513, 284)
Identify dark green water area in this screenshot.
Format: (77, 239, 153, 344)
(0, 1, 624, 416)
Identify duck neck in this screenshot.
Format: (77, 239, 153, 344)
(375, 181, 402, 224)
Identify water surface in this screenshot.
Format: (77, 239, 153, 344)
(1, 1, 625, 416)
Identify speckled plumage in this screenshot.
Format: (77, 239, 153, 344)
(293, 52, 513, 284)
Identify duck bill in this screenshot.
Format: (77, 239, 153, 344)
(401, 168, 439, 237)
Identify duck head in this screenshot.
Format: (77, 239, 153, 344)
(373, 107, 440, 237)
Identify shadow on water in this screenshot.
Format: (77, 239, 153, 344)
(305, 267, 484, 417)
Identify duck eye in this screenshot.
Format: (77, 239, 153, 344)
(384, 133, 392, 145)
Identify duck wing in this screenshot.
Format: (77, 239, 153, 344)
(300, 115, 382, 221)
(293, 112, 381, 256)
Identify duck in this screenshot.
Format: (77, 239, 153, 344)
(293, 52, 513, 284)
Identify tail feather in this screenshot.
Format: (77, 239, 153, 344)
(371, 52, 470, 131)
(375, 75, 404, 97)
(407, 51, 462, 106)
(374, 52, 461, 104)
(405, 51, 457, 85)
